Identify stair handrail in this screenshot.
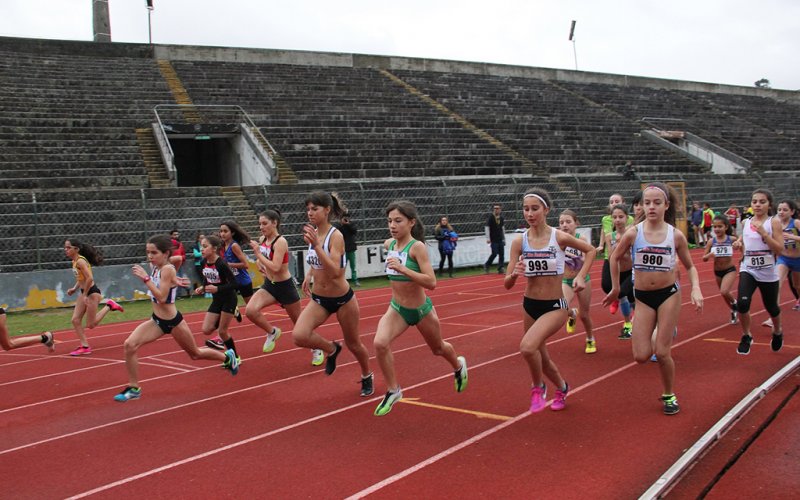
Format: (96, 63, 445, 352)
(640, 116, 758, 160)
(153, 104, 282, 182)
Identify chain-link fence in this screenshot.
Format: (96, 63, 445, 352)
(2, 172, 798, 273)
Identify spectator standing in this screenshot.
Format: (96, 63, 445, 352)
(170, 229, 189, 297)
(702, 203, 715, 242)
(191, 232, 207, 294)
(434, 216, 457, 278)
(690, 202, 704, 245)
(484, 204, 506, 274)
(334, 212, 360, 287)
(725, 204, 740, 236)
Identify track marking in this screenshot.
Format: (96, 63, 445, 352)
(398, 398, 512, 421)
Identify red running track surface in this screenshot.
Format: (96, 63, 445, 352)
(0, 248, 797, 498)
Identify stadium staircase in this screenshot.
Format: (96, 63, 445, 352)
(136, 128, 171, 188)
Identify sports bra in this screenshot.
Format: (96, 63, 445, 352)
(307, 226, 346, 270)
(224, 242, 252, 285)
(260, 235, 289, 264)
(149, 265, 177, 304)
(521, 228, 565, 277)
(710, 235, 734, 258)
(783, 219, 798, 250)
(72, 255, 91, 282)
(386, 239, 421, 281)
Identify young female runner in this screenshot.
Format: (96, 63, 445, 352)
(702, 215, 739, 324)
(114, 235, 238, 402)
(606, 204, 636, 339)
(603, 183, 703, 415)
(64, 238, 123, 356)
(373, 200, 468, 416)
(558, 210, 596, 353)
(733, 189, 784, 354)
(195, 235, 239, 358)
(776, 199, 800, 311)
(505, 188, 595, 413)
(0, 308, 54, 353)
(246, 209, 324, 365)
(292, 191, 373, 397)
(597, 194, 634, 315)
(207, 221, 253, 349)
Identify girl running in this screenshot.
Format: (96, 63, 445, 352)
(1, 308, 54, 353)
(733, 189, 784, 354)
(292, 191, 373, 397)
(373, 200, 468, 416)
(558, 210, 597, 353)
(597, 193, 634, 315)
(64, 238, 123, 356)
(114, 235, 238, 402)
(603, 183, 703, 415)
(195, 235, 239, 358)
(207, 221, 253, 350)
(702, 215, 739, 324)
(605, 205, 636, 340)
(776, 199, 800, 311)
(246, 209, 324, 365)
(505, 188, 595, 413)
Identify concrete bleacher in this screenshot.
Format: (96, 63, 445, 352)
(391, 70, 701, 176)
(171, 61, 529, 179)
(558, 81, 800, 172)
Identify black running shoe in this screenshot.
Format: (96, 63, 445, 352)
(737, 335, 753, 355)
(661, 394, 680, 415)
(771, 332, 783, 352)
(205, 337, 225, 350)
(360, 372, 374, 397)
(325, 341, 342, 375)
(234, 308, 242, 323)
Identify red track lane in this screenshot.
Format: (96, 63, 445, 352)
(1, 249, 798, 498)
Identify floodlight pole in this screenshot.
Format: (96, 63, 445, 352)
(568, 20, 578, 71)
(146, 1, 154, 45)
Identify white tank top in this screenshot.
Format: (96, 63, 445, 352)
(521, 228, 565, 277)
(740, 218, 778, 282)
(632, 222, 677, 273)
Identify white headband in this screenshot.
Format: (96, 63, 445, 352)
(645, 185, 669, 201)
(524, 193, 548, 208)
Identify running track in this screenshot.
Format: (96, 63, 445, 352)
(1, 249, 797, 499)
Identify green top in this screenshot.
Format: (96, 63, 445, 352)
(601, 214, 634, 259)
(387, 239, 420, 281)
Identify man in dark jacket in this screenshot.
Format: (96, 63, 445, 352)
(484, 204, 505, 274)
(335, 213, 360, 287)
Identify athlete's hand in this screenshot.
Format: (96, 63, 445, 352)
(132, 265, 148, 281)
(385, 257, 404, 274)
(67, 286, 76, 296)
(572, 276, 586, 292)
(176, 276, 191, 288)
(511, 259, 525, 276)
(601, 288, 619, 308)
(301, 278, 311, 297)
(691, 287, 703, 311)
(302, 224, 318, 247)
(248, 240, 260, 252)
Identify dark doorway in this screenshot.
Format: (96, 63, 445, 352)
(171, 138, 230, 186)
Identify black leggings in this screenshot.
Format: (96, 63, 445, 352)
(438, 250, 453, 274)
(737, 272, 781, 317)
(601, 260, 634, 302)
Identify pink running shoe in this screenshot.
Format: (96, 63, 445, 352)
(105, 299, 124, 312)
(609, 300, 620, 315)
(70, 345, 92, 356)
(530, 385, 547, 413)
(551, 383, 569, 411)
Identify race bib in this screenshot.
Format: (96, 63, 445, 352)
(744, 250, 775, 270)
(633, 247, 672, 272)
(522, 251, 558, 277)
(306, 248, 322, 269)
(385, 250, 408, 275)
(713, 245, 733, 257)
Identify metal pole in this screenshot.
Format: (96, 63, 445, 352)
(572, 39, 578, 71)
(148, 10, 152, 45)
